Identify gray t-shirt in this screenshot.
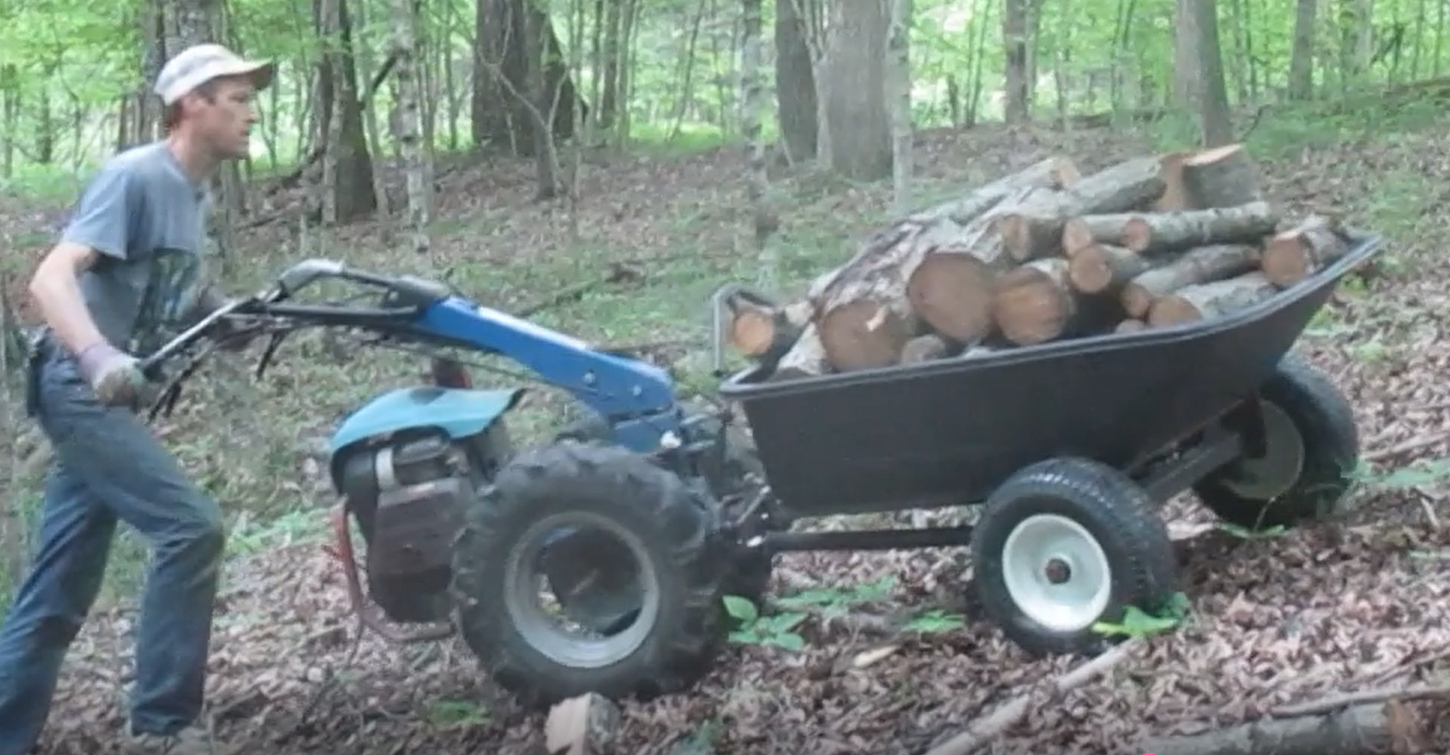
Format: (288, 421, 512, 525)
(60, 141, 211, 356)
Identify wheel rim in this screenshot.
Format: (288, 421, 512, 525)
(1218, 401, 1306, 500)
(1000, 513, 1113, 633)
(503, 512, 661, 670)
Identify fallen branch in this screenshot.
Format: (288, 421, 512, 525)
(923, 637, 1144, 755)
(1270, 680, 1450, 718)
(1137, 694, 1442, 755)
(1363, 430, 1450, 463)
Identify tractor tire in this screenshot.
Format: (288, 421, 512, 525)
(971, 457, 1179, 657)
(555, 403, 777, 607)
(450, 440, 729, 707)
(1193, 352, 1361, 531)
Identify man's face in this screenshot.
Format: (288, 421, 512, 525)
(185, 76, 258, 161)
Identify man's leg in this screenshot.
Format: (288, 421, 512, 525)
(0, 463, 117, 755)
(37, 355, 226, 739)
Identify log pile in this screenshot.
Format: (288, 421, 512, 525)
(724, 144, 1363, 381)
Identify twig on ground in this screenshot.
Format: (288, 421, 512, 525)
(1270, 681, 1450, 718)
(1138, 696, 1437, 755)
(1363, 643, 1450, 688)
(923, 637, 1144, 755)
(1364, 430, 1450, 463)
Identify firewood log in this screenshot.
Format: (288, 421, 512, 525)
(1061, 200, 1279, 255)
(1120, 243, 1262, 319)
(1181, 143, 1265, 209)
(1147, 271, 1279, 327)
(1261, 214, 1352, 286)
(1067, 243, 1152, 295)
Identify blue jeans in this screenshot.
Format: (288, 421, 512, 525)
(0, 341, 226, 755)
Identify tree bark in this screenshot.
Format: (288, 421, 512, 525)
(774, 0, 817, 162)
(1120, 242, 1261, 318)
(821, 0, 891, 180)
(1147, 270, 1278, 326)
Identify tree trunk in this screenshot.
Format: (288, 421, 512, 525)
(1190, 0, 1233, 146)
(599, 0, 621, 129)
(886, 0, 913, 215)
(821, 0, 890, 181)
(314, 0, 377, 223)
(774, 0, 817, 162)
(1002, 0, 1030, 122)
(741, 0, 779, 287)
(471, 0, 587, 155)
(1287, 0, 1317, 99)
(1171, 0, 1200, 107)
(391, 0, 432, 254)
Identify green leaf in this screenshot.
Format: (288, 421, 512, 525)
(763, 632, 805, 651)
(722, 595, 758, 623)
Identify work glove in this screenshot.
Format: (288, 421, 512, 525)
(76, 342, 148, 408)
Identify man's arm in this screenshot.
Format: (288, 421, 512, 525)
(31, 161, 136, 358)
(29, 242, 110, 357)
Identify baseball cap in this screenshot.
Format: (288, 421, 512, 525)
(154, 43, 275, 106)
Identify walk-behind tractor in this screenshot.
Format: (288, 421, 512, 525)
(139, 231, 1381, 708)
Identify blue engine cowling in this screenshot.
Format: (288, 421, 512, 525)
(327, 384, 528, 478)
(327, 384, 526, 624)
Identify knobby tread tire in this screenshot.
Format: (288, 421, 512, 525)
(1194, 351, 1361, 530)
(555, 405, 776, 606)
(972, 456, 1179, 657)
(450, 440, 728, 708)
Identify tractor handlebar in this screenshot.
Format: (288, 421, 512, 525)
(135, 258, 462, 421)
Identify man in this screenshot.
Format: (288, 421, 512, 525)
(0, 43, 273, 755)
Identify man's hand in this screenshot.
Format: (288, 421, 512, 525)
(76, 342, 148, 407)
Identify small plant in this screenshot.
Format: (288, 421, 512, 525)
(1216, 522, 1288, 540)
(903, 608, 966, 634)
(722, 594, 808, 651)
(770, 575, 896, 620)
(1092, 592, 1192, 639)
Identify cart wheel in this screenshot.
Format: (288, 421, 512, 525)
(450, 441, 728, 707)
(1194, 352, 1360, 531)
(972, 457, 1179, 657)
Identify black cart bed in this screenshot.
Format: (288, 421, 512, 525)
(718, 231, 1383, 518)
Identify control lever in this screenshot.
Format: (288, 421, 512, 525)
(276, 258, 347, 297)
(137, 296, 258, 377)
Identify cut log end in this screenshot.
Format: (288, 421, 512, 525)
(906, 252, 996, 344)
(992, 257, 1075, 346)
(1261, 214, 1350, 286)
(816, 300, 914, 372)
(1068, 243, 1150, 295)
(1182, 143, 1264, 209)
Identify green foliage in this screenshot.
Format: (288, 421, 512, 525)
(723, 594, 808, 651)
(2, 0, 1447, 179)
(1092, 592, 1192, 639)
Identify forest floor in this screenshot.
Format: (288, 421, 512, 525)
(6, 103, 1450, 754)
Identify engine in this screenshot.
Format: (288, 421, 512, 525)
(336, 431, 477, 624)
